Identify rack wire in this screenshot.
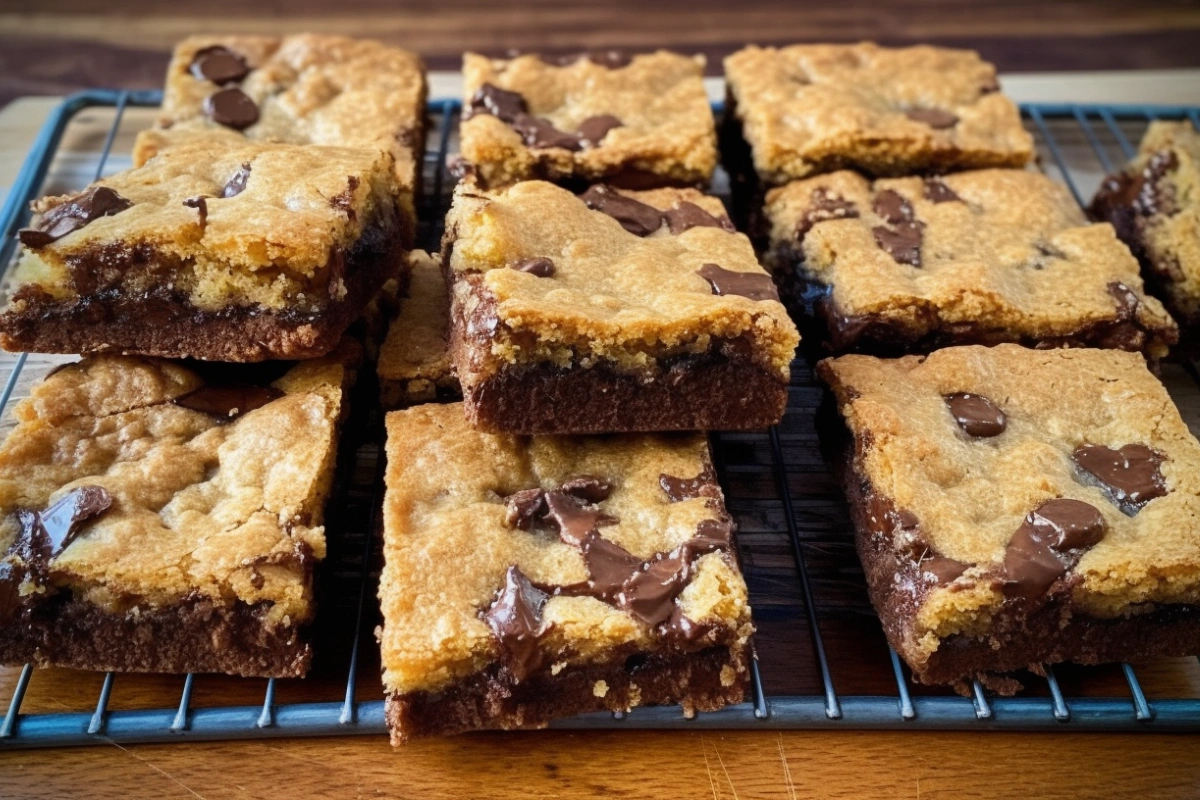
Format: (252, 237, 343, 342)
(0, 90, 1198, 749)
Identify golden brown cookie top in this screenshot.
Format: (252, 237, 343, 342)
(377, 250, 454, 390)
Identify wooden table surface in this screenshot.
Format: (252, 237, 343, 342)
(3, 14, 1200, 796)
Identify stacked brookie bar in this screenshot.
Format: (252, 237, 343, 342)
(725, 43, 1200, 693)
(375, 49, 798, 743)
(0, 35, 426, 677)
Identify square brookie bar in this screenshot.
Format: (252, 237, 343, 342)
(1090, 121, 1200, 338)
(763, 168, 1177, 359)
(134, 34, 426, 241)
(723, 43, 1033, 187)
(457, 50, 717, 189)
(0, 344, 357, 676)
(445, 180, 799, 434)
(378, 250, 459, 409)
(819, 344, 1200, 691)
(378, 403, 752, 741)
(1, 136, 407, 362)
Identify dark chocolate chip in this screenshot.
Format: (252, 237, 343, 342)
(580, 531, 640, 601)
(511, 113, 583, 151)
(662, 201, 735, 235)
(36, 486, 114, 557)
(920, 556, 968, 585)
(1073, 443, 1168, 514)
(618, 552, 688, 627)
(469, 83, 528, 123)
(483, 565, 549, 681)
(183, 196, 208, 227)
(872, 190, 915, 225)
(543, 490, 617, 546)
(173, 385, 284, 420)
(329, 176, 360, 221)
(795, 188, 859, 241)
(696, 263, 780, 302)
(945, 393, 1007, 438)
(222, 163, 252, 198)
(1025, 498, 1108, 551)
(1003, 498, 1107, 599)
(511, 257, 556, 277)
(578, 184, 663, 236)
(504, 488, 547, 530)
(923, 178, 961, 203)
(872, 222, 923, 267)
(559, 476, 613, 504)
(189, 45, 250, 85)
(659, 468, 719, 502)
(905, 108, 959, 129)
(1002, 524, 1066, 599)
(203, 88, 260, 130)
(578, 114, 623, 147)
(18, 186, 133, 248)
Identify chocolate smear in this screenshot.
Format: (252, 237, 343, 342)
(484, 565, 549, 681)
(905, 108, 959, 129)
(18, 186, 133, 248)
(872, 190, 915, 225)
(923, 178, 961, 203)
(511, 257, 556, 277)
(222, 163, 252, 198)
(578, 114, 623, 147)
(173, 385, 283, 420)
(580, 531, 640, 601)
(204, 88, 259, 130)
(189, 45, 250, 85)
(1073, 443, 1168, 514)
(795, 188, 859, 241)
(183, 196, 208, 227)
(872, 222, 923, 267)
(511, 113, 583, 151)
(544, 490, 617, 546)
(659, 468, 719, 502)
(469, 83, 528, 123)
(559, 476, 613, 504)
(1003, 498, 1107, 599)
(945, 393, 1007, 438)
(663, 201, 735, 235)
(579, 184, 663, 236)
(697, 263, 780, 302)
(504, 488, 547, 530)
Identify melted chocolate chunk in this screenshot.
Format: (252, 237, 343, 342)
(662, 201, 735, 235)
(222, 163, 252, 198)
(659, 468, 718, 502)
(578, 114, 623, 147)
(1003, 498, 1107, 599)
(1003, 524, 1067, 600)
(619, 553, 689, 627)
(511, 113, 583, 151)
(795, 188, 859, 241)
(173, 385, 284, 420)
(558, 476, 613, 504)
(580, 531, 640, 601)
(183, 196, 208, 227)
(504, 488, 547, 530)
(1026, 498, 1108, 550)
(203, 88, 259, 130)
(872, 190, 915, 225)
(920, 556, 968, 585)
(1108, 281, 1140, 320)
(483, 565, 549, 680)
(544, 490, 617, 546)
(945, 393, 1007, 438)
(329, 176, 360, 221)
(189, 45, 250, 85)
(696, 263, 780, 302)
(872, 222, 923, 267)
(1073, 443, 1168, 514)
(688, 517, 734, 554)
(905, 108, 959, 129)
(18, 186, 133, 248)
(469, 83, 528, 123)
(923, 179, 961, 203)
(511, 257, 556, 277)
(36, 486, 114, 557)
(579, 184, 663, 236)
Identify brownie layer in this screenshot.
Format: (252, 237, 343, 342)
(461, 346, 788, 434)
(385, 641, 747, 742)
(0, 220, 406, 362)
(0, 591, 310, 677)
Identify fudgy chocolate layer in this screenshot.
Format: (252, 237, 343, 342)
(386, 641, 747, 742)
(0, 591, 311, 677)
(0, 220, 406, 362)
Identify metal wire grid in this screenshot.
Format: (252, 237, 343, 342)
(0, 91, 1198, 749)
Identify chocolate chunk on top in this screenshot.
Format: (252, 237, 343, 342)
(578, 184, 663, 236)
(1073, 443, 1168, 513)
(203, 88, 260, 130)
(483, 565, 549, 680)
(173, 385, 284, 421)
(659, 468, 719, 502)
(906, 108, 959, 129)
(558, 476, 613, 504)
(18, 186, 133, 248)
(543, 491, 617, 546)
(222, 163, 252, 198)
(511, 114, 583, 151)
(920, 556, 968, 585)
(24, 486, 114, 559)
(189, 45, 250, 85)
(872, 190, 915, 225)
(945, 393, 1007, 438)
(1003, 498, 1107, 599)
(469, 83, 528, 123)
(503, 488, 547, 530)
(697, 263, 780, 302)
(923, 179, 961, 203)
(663, 201, 735, 235)
(578, 114, 623, 147)
(795, 188, 859, 241)
(873, 222, 923, 267)
(511, 257, 556, 277)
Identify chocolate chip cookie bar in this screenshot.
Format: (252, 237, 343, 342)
(134, 34, 426, 239)
(819, 344, 1200, 690)
(0, 344, 357, 676)
(378, 250, 459, 409)
(1090, 121, 1200, 337)
(723, 43, 1033, 186)
(1, 136, 407, 362)
(457, 51, 717, 189)
(445, 180, 799, 434)
(378, 403, 752, 741)
(764, 168, 1177, 358)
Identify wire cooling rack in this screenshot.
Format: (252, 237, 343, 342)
(0, 91, 1198, 749)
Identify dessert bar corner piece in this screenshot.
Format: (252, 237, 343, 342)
(445, 180, 799, 434)
(458, 50, 717, 189)
(818, 344, 1200, 690)
(378, 403, 752, 741)
(0, 344, 359, 677)
(722, 42, 1033, 186)
(764, 168, 1177, 358)
(1090, 120, 1200, 334)
(2, 137, 407, 362)
(377, 250, 460, 409)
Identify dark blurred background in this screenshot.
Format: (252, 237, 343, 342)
(2, 0, 1200, 106)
